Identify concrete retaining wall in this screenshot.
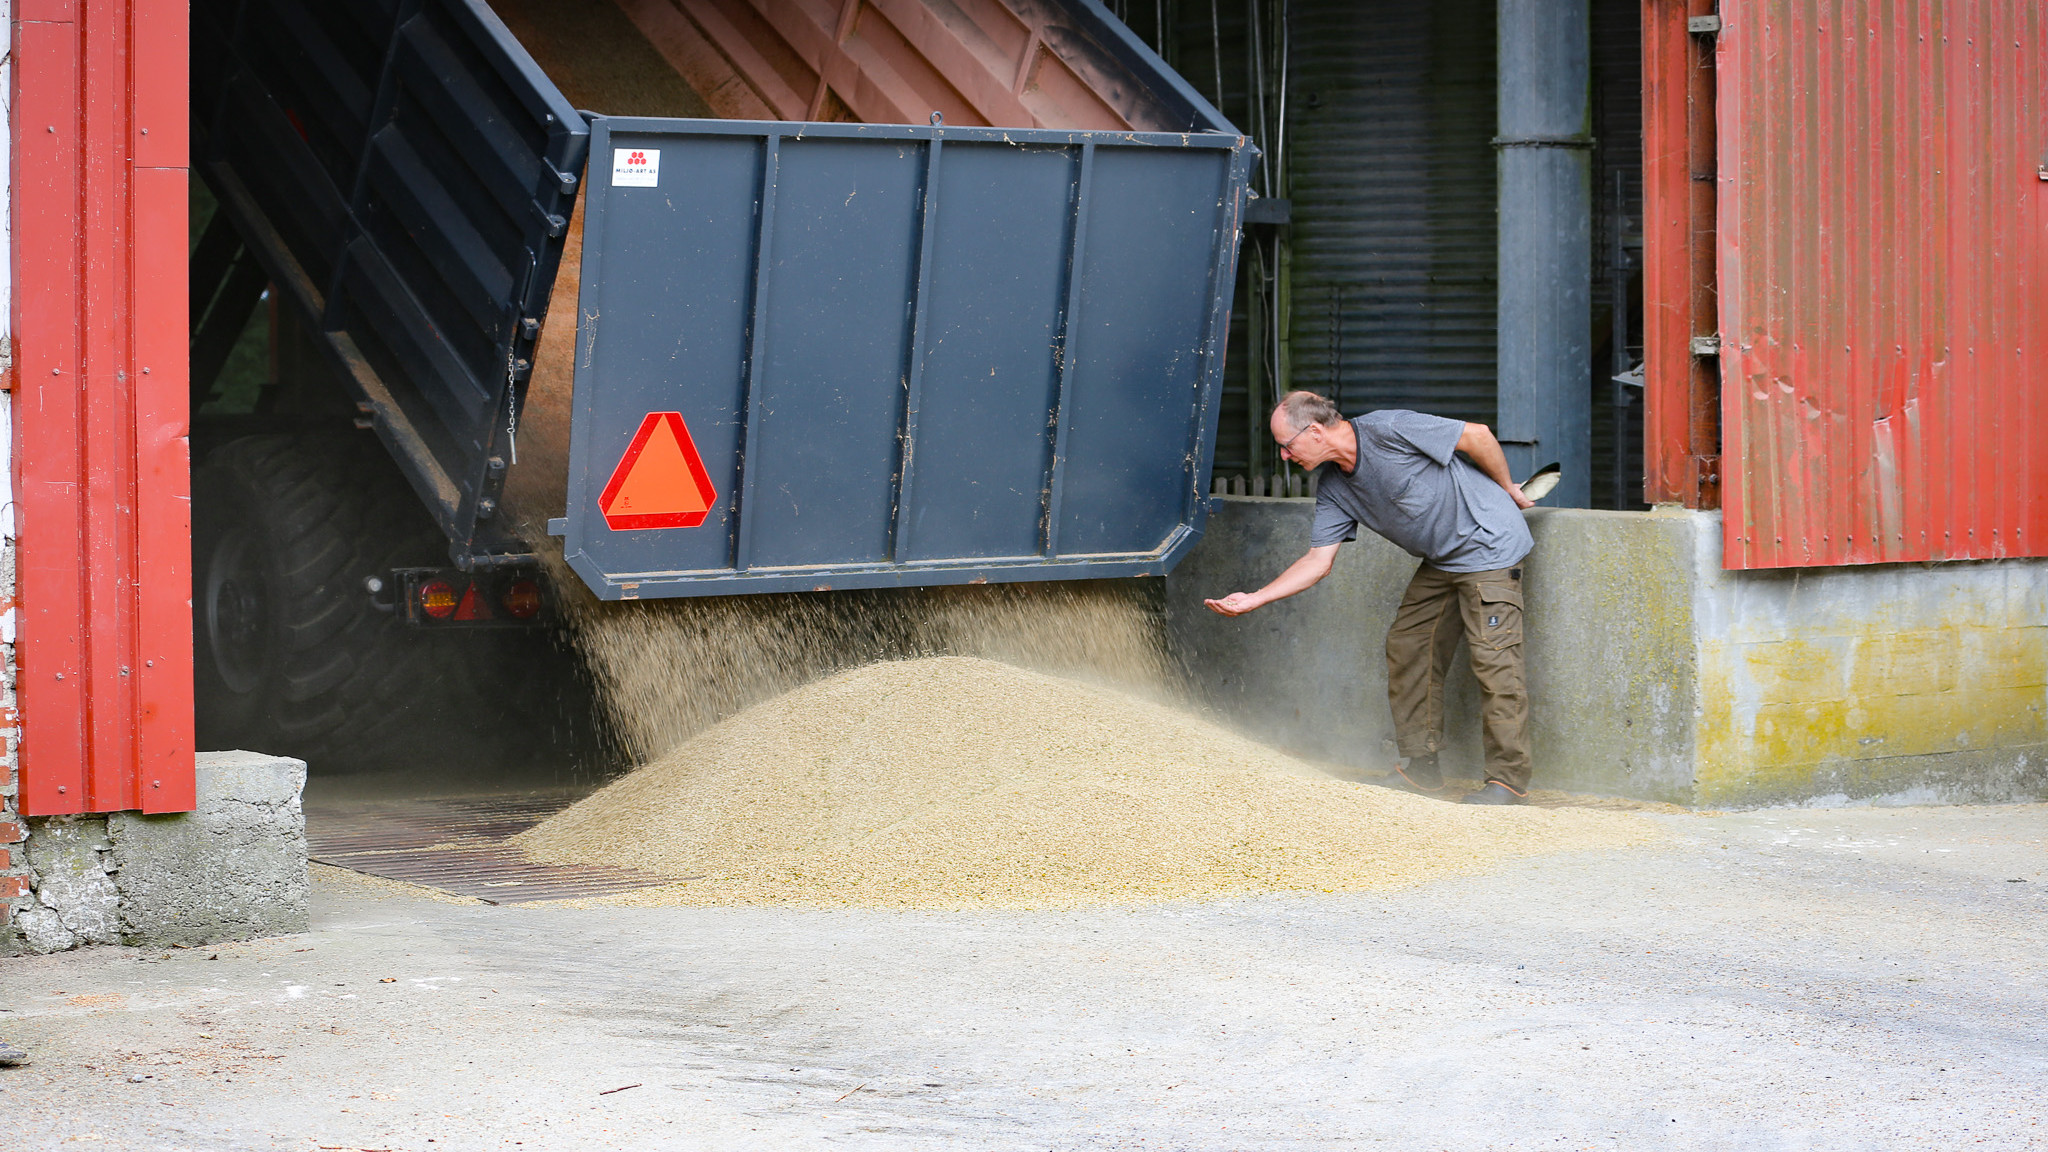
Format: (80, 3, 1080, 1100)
(1688, 526, 2048, 806)
(1164, 497, 2048, 807)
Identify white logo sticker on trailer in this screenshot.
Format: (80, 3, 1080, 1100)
(612, 148, 660, 188)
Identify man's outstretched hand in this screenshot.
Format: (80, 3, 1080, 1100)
(1204, 546, 1337, 618)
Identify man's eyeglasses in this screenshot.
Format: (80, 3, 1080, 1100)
(1278, 423, 1315, 455)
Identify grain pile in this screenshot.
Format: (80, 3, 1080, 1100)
(516, 657, 1657, 908)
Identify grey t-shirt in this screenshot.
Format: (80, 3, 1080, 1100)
(1309, 411, 1534, 573)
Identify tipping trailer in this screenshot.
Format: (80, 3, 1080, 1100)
(186, 0, 1251, 767)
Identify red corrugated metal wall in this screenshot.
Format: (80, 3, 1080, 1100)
(1716, 0, 2047, 569)
(11, 0, 194, 814)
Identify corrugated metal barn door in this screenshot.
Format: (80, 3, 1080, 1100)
(1716, 0, 2047, 569)
(12, 0, 195, 814)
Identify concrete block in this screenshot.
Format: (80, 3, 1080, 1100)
(14, 907, 78, 953)
(1518, 506, 1699, 801)
(1691, 516, 2048, 805)
(108, 751, 309, 947)
(20, 816, 120, 953)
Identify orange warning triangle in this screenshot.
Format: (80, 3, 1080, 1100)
(599, 411, 718, 531)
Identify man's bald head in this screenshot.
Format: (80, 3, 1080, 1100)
(1274, 391, 1343, 434)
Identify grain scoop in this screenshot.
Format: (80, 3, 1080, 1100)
(1520, 464, 1562, 502)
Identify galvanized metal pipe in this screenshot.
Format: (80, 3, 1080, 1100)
(1611, 170, 1633, 513)
(1494, 0, 1593, 505)
(1210, 0, 1225, 107)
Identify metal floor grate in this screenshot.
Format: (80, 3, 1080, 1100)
(307, 793, 672, 904)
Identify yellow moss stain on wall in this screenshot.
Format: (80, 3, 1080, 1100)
(1958, 627, 2048, 689)
(1736, 637, 1850, 702)
(1847, 628, 1961, 696)
(1698, 620, 2048, 802)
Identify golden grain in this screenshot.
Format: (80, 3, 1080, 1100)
(517, 658, 1657, 908)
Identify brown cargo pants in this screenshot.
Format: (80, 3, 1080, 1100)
(1384, 563, 1531, 792)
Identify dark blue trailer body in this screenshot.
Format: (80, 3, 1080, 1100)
(193, 0, 1251, 596)
(553, 119, 1250, 599)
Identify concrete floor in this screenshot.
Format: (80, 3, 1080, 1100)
(1, 803, 2042, 1151)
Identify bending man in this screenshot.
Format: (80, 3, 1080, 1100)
(1205, 391, 1537, 805)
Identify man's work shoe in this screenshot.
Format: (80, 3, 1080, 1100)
(0, 1042, 29, 1066)
(1394, 754, 1443, 794)
(1462, 780, 1528, 805)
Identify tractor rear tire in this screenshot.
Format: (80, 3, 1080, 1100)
(191, 433, 580, 775)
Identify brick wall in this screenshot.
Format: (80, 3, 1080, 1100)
(0, 0, 23, 938)
(2, 394, 30, 941)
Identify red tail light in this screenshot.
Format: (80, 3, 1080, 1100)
(418, 579, 458, 620)
(501, 578, 543, 620)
